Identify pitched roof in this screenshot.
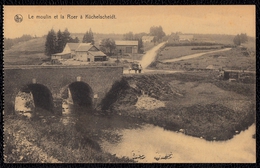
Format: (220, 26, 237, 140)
(75, 43, 93, 52)
(89, 51, 106, 57)
(67, 43, 81, 51)
(115, 40, 138, 46)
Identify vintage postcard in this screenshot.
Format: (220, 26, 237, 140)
(3, 5, 256, 163)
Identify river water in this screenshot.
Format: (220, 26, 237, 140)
(15, 95, 256, 163)
(62, 103, 255, 163)
(100, 123, 255, 163)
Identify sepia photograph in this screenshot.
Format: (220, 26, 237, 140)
(3, 5, 256, 163)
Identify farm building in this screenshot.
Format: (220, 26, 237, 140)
(51, 43, 107, 62)
(115, 40, 138, 55)
(178, 35, 194, 42)
(142, 36, 155, 43)
(168, 34, 194, 42)
(74, 43, 107, 62)
(63, 43, 81, 57)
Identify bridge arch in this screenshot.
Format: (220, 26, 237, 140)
(16, 83, 54, 113)
(61, 81, 94, 110)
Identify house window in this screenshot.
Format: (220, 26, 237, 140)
(87, 58, 90, 62)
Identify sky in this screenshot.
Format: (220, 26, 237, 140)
(4, 5, 255, 39)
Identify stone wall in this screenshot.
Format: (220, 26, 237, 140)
(4, 65, 123, 114)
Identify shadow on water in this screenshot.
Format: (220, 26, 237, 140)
(61, 100, 144, 149)
(21, 84, 54, 112)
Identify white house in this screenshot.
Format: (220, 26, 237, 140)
(75, 43, 107, 62)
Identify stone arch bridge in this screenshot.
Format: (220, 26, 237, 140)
(4, 65, 123, 114)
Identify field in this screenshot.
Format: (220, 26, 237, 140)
(157, 45, 222, 61)
(150, 46, 255, 72)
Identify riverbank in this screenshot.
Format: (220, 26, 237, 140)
(101, 72, 255, 141)
(4, 114, 134, 163)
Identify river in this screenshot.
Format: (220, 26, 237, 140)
(61, 102, 255, 163)
(15, 91, 255, 163)
(100, 123, 255, 163)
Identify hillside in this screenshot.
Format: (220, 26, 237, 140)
(4, 37, 46, 55)
(72, 33, 124, 45)
(168, 33, 255, 50)
(5, 33, 124, 56)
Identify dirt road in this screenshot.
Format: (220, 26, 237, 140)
(161, 48, 232, 63)
(139, 42, 166, 69)
(123, 42, 166, 74)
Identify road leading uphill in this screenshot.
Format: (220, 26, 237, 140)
(123, 42, 165, 74)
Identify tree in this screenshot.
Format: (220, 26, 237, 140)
(45, 29, 57, 56)
(71, 37, 79, 43)
(62, 28, 73, 47)
(149, 26, 166, 42)
(123, 32, 134, 40)
(56, 29, 64, 53)
(4, 38, 14, 50)
(82, 28, 94, 44)
(240, 33, 248, 43)
(233, 34, 241, 45)
(100, 38, 116, 55)
(233, 33, 248, 46)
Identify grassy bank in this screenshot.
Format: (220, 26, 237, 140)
(103, 73, 255, 141)
(4, 114, 134, 163)
(150, 47, 255, 71)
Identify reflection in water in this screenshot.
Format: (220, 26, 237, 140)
(48, 99, 257, 163)
(100, 124, 255, 163)
(14, 94, 256, 163)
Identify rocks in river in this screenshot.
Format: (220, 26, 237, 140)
(154, 152, 173, 161)
(179, 129, 185, 133)
(135, 94, 165, 110)
(161, 153, 173, 160)
(15, 91, 35, 117)
(132, 150, 146, 160)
